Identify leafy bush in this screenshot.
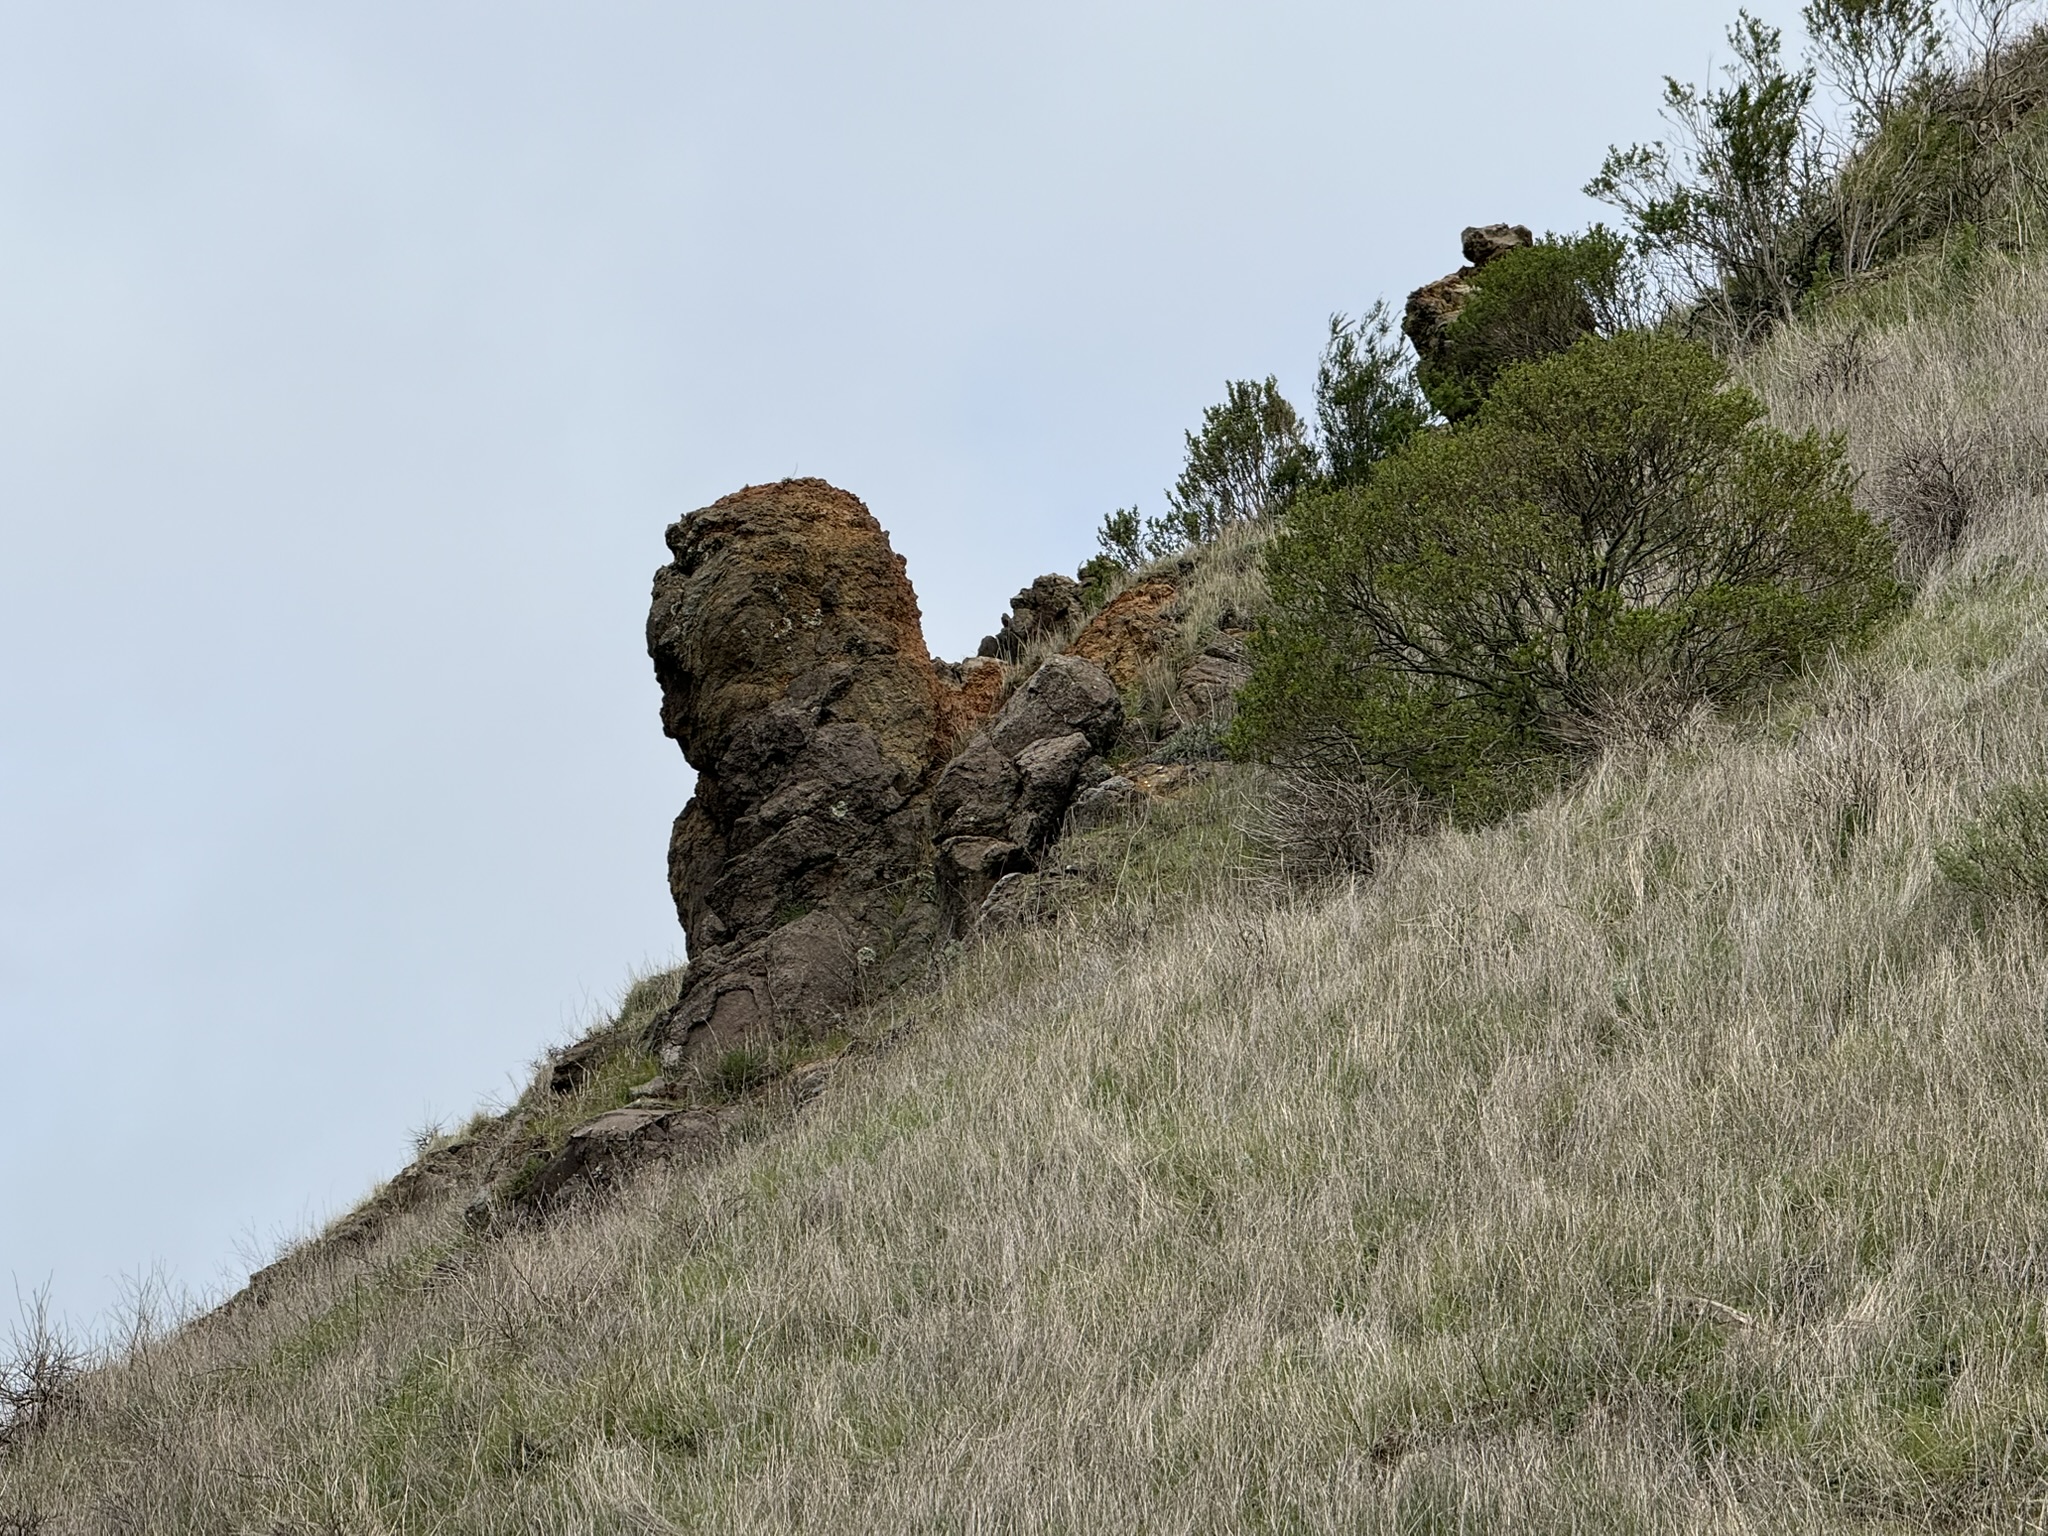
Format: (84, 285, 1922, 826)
(1154, 377, 1314, 551)
(1231, 332, 1903, 818)
(1593, 2, 2048, 342)
(1093, 507, 1145, 570)
(1936, 782, 2048, 901)
(1315, 301, 1431, 486)
(1418, 228, 1641, 421)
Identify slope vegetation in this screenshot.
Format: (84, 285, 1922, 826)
(12, 260, 2048, 1534)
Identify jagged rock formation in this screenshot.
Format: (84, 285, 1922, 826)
(932, 654, 1123, 928)
(646, 480, 950, 1062)
(977, 573, 1087, 661)
(1065, 579, 1178, 687)
(647, 481, 1140, 1064)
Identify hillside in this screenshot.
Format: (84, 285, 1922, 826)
(6, 233, 2048, 1531)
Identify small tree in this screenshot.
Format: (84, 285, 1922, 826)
(1152, 377, 1314, 553)
(1093, 506, 1145, 569)
(1231, 333, 1902, 818)
(1315, 301, 1430, 488)
(1589, 13, 1832, 340)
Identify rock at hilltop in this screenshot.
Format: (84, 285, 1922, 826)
(647, 479, 951, 1059)
(1402, 222, 1534, 373)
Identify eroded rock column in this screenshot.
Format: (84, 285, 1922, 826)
(646, 479, 950, 1060)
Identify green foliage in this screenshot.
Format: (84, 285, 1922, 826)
(1590, 12, 1831, 340)
(1076, 552, 1127, 609)
(1936, 782, 2048, 901)
(1806, 0, 1943, 132)
(1231, 332, 1903, 818)
(1419, 228, 1641, 421)
(1152, 377, 1314, 554)
(1593, 1, 2048, 340)
(1314, 301, 1430, 486)
(1094, 506, 1145, 570)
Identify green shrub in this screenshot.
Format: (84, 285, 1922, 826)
(1230, 332, 1902, 819)
(1153, 377, 1314, 552)
(1936, 782, 2048, 901)
(1419, 228, 1639, 421)
(1593, 2, 2048, 341)
(1315, 300, 1430, 485)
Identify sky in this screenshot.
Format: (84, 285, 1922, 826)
(0, 0, 1801, 1332)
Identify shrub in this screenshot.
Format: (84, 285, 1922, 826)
(1240, 768, 1428, 886)
(1230, 332, 1903, 819)
(1093, 506, 1144, 570)
(1418, 228, 1642, 421)
(1593, 2, 2048, 341)
(1937, 782, 2048, 901)
(0, 1291, 83, 1453)
(1314, 301, 1430, 485)
(1150, 377, 1314, 553)
(1590, 13, 1833, 340)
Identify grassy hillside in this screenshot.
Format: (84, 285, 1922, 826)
(14, 256, 2048, 1532)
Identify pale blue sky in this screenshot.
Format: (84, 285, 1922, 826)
(0, 0, 1790, 1329)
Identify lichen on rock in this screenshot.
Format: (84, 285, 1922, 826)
(647, 479, 950, 1063)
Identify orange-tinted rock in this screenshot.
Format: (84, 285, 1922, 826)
(1064, 580, 1178, 688)
(647, 479, 1131, 1059)
(935, 655, 1008, 749)
(647, 480, 950, 1054)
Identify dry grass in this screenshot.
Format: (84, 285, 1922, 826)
(14, 265, 2048, 1533)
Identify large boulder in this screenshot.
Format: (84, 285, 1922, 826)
(649, 482, 1133, 1060)
(647, 480, 950, 1059)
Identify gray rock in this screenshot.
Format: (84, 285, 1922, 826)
(1462, 222, 1535, 266)
(1010, 731, 1095, 849)
(1068, 775, 1142, 831)
(981, 573, 1087, 661)
(989, 655, 1123, 759)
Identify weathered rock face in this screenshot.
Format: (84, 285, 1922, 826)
(647, 479, 950, 1060)
(1402, 222, 1534, 372)
(1065, 579, 1178, 688)
(649, 481, 1160, 1058)
(978, 573, 1087, 661)
(931, 654, 1124, 931)
(932, 654, 1008, 746)
(1175, 632, 1253, 724)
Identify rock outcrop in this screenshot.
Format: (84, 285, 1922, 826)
(647, 480, 950, 1062)
(648, 480, 1149, 1064)
(978, 573, 1087, 661)
(932, 654, 1123, 929)
(1065, 579, 1178, 688)
(1402, 222, 1534, 375)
